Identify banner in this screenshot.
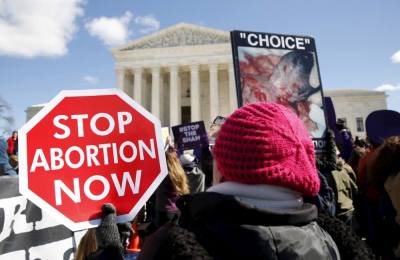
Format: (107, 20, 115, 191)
(231, 30, 327, 151)
(171, 121, 208, 150)
(0, 176, 85, 259)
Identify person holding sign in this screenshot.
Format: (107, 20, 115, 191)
(138, 103, 373, 260)
(154, 148, 190, 229)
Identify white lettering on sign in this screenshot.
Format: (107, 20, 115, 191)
(30, 139, 156, 172)
(50, 148, 64, 170)
(119, 141, 138, 163)
(242, 33, 311, 50)
(53, 115, 70, 139)
(117, 111, 132, 134)
(84, 175, 110, 201)
(178, 124, 200, 133)
(313, 139, 326, 150)
(53, 111, 133, 139)
(183, 136, 201, 143)
(54, 178, 80, 205)
(30, 149, 50, 172)
(71, 114, 89, 137)
(111, 171, 142, 196)
(65, 146, 85, 169)
(54, 170, 142, 205)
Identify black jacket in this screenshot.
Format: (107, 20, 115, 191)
(139, 192, 361, 260)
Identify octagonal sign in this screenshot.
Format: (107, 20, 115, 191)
(19, 89, 167, 231)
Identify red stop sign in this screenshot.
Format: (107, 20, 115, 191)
(19, 89, 167, 231)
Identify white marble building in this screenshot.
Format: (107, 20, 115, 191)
(324, 89, 387, 138)
(26, 23, 388, 138)
(111, 23, 236, 127)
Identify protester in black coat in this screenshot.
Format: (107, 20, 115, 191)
(139, 103, 373, 260)
(91, 103, 373, 260)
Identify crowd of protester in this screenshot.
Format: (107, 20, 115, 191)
(74, 102, 400, 260)
(3, 102, 400, 259)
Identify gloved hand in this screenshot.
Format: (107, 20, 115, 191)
(87, 203, 132, 260)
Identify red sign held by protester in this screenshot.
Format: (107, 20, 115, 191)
(19, 89, 167, 231)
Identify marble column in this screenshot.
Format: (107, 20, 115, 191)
(116, 67, 125, 90)
(209, 63, 219, 122)
(151, 66, 161, 118)
(190, 64, 201, 122)
(133, 67, 142, 104)
(228, 64, 238, 112)
(169, 65, 180, 126)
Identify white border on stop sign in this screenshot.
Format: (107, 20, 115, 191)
(18, 88, 168, 231)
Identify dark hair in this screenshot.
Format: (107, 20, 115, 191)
(368, 136, 400, 188)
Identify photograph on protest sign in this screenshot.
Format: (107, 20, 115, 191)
(171, 121, 209, 151)
(231, 30, 327, 150)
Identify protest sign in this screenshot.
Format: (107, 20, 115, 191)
(171, 121, 208, 150)
(18, 89, 167, 231)
(0, 176, 84, 259)
(231, 30, 327, 151)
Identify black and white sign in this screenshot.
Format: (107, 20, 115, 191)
(171, 121, 208, 151)
(0, 176, 84, 259)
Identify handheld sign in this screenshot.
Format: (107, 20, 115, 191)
(231, 30, 327, 151)
(19, 89, 167, 231)
(171, 121, 208, 151)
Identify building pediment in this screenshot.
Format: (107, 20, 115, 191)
(115, 23, 230, 51)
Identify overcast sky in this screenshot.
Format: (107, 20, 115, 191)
(0, 0, 399, 133)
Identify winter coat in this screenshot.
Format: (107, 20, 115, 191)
(337, 129, 353, 162)
(0, 138, 17, 176)
(183, 166, 205, 194)
(331, 158, 358, 217)
(155, 177, 180, 214)
(139, 192, 341, 260)
(6, 137, 17, 156)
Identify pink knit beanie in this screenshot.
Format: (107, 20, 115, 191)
(213, 102, 320, 196)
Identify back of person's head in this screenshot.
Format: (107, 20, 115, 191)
(213, 102, 320, 197)
(336, 119, 347, 131)
(369, 135, 400, 186)
(165, 150, 190, 195)
(179, 152, 196, 171)
(75, 229, 97, 260)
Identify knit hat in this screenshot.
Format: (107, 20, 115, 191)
(95, 203, 124, 255)
(180, 152, 196, 166)
(213, 102, 320, 196)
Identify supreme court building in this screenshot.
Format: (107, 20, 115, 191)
(26, 23, 388, 135)
(111, 23, 237, 127)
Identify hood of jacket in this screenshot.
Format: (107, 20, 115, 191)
(176, 192, 339, 260)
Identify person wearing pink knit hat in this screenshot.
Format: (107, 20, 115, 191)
(212, 102, 320, 196)
(138, 102, 374, 260)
